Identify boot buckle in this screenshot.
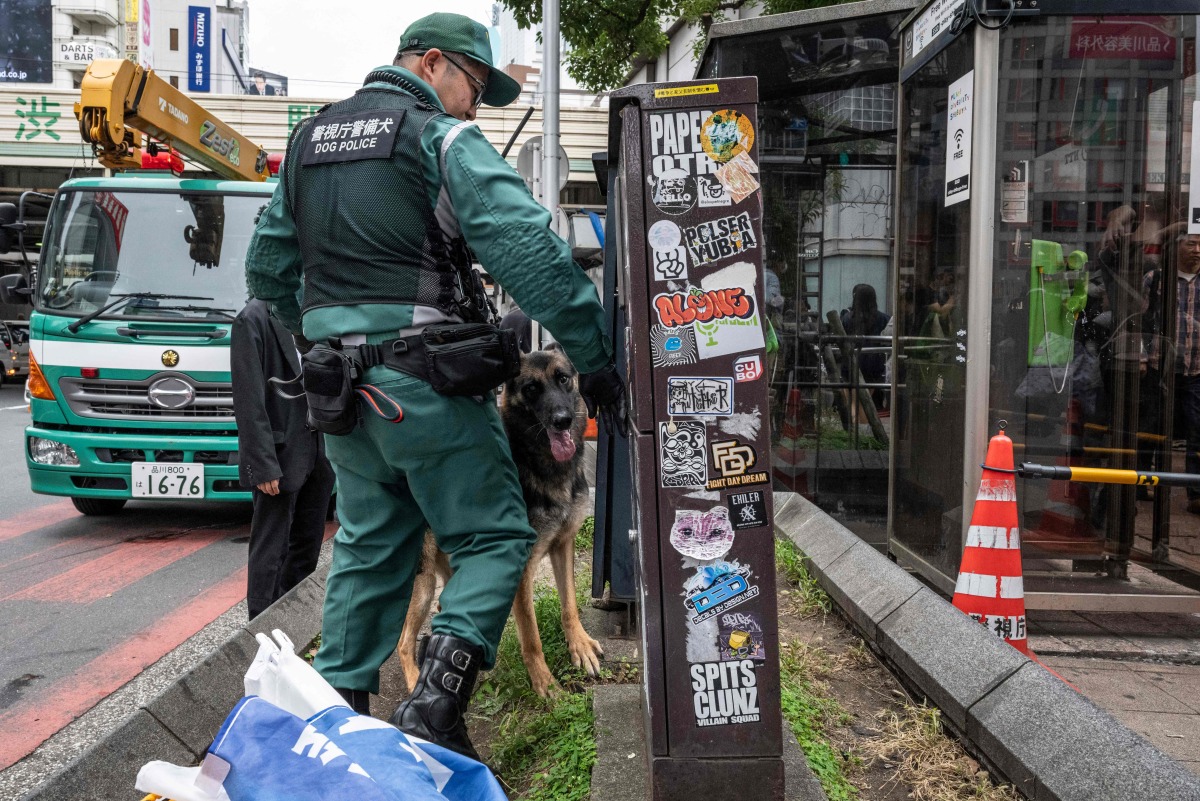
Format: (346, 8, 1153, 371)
(442, 672, 463, 693)
(450, 649, 473, 670)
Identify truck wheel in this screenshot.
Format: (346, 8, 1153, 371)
(71, 497, 127, 516)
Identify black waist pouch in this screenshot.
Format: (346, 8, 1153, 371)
(421, 323, 520, 397)
(301, 344, 359, 435)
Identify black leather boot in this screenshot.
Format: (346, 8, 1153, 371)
(389, 633, 483, 761)
(336, 687, 371, 716)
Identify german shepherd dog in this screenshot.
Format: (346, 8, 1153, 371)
(397, 349, 604, 697)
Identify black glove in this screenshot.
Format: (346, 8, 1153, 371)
(293, 332, 317, 355)
(579, 362, 630, 438)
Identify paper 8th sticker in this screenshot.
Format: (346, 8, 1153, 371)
(700, 109, 755, 164)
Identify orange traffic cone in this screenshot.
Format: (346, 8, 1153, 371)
(1028, 399, 1093, 551)
(952, 424, 1032, 656)
(778, 387, 805, 448)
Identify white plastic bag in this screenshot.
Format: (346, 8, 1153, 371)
(243, 629, 347, 719)
(136, 753, 231, 801)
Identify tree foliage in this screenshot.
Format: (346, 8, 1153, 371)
(500, 0, 852, 93)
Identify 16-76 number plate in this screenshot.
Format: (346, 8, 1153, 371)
(132, 462, 204, 498)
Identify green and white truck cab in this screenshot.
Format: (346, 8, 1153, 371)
(1, 175, 276, 515)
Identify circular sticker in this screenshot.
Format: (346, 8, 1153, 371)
(650, 168, 697, 215)
(700, 109, 755, 164)
(647, 219, 682, 251)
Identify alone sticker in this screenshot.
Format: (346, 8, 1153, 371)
(670, 506, 735, 560)
(700, 109, 755, 164)
(694, 261, 766, 361)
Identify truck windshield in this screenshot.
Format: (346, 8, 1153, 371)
(36, 190, 270, 322)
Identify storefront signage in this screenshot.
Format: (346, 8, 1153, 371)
(139, 0, 153, 69)
(1068, 16, 1177, 61)
(944, 69, 973, 207)
(57, 40, 118, 64)
(188, 5, 211, 92)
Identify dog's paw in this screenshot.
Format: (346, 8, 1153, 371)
(529, 664, 559, 698)
(569, 633, 605, 677)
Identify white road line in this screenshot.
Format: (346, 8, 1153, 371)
(1, 404, 30, 410)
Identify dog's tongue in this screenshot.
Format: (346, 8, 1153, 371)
(550, 430, 577, 462)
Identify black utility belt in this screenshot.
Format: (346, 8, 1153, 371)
(299, 323, 521, 436)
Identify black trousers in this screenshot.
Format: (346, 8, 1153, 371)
(247, 458, 336, 619)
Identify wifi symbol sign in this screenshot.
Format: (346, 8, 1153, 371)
(954, 128, 965, 149)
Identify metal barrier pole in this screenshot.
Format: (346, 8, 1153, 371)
(1018, 462, 1200, 489)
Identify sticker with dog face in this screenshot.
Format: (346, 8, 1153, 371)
(683, 559, 759, 624)
(718, 611, 765, 662)
(650, 324, 699, 368)
(700, 109, 755, 164)
(670, 505, 735, 559)
(667, 376, 734, 416)
(652, 246, 689, 282)
(691, 659, 761, 727)
(659, 421, 707, 487)
(650, 168, 697, 215)
(727, 489, 768, 530)
(707, 439, 769, 491)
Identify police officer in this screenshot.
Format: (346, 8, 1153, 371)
(244, 13, 625, 761)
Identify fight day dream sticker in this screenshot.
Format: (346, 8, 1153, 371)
(691, 659, 761, 727)
(708, 439, 770, 491)
(670, 506, 735, 560)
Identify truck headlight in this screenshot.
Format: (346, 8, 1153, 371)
(29, 437, 80, 466)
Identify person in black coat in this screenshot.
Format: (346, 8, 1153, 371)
(232, 298, 336, 619)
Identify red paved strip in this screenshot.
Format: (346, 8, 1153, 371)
(1, 528, 235, 604)
(0, 564, 248, 770)
(0, 500, 79, 543)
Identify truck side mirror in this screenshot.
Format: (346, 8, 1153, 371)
(0, 273, 31, 306)
(0, 203, 16, 254)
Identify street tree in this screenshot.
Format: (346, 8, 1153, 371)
(499, 0, 854, 93)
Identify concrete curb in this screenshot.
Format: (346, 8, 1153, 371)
(773, 491, 1200, 801)
(17, 550, 331, 801)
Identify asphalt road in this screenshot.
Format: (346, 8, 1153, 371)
(0, 378, 256, 770)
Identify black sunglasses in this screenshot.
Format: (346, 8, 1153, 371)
(440, 52, 487, 109)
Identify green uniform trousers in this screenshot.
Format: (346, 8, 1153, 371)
(312, 366, 536, 693)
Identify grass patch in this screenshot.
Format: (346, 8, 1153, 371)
(576, 516, 595, 552)
(302, 633, 321, 664)
(780, 641, 859, 801)
(776, 535, 832, 615)
(476, 586, 596, 799)
(860, 704, 1019, 801)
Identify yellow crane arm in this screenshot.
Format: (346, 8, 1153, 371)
(75, 59, 270, 182)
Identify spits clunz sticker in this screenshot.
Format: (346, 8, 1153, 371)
(691, 659, 761, 727)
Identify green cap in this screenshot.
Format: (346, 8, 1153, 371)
(398, 12, 521, 107)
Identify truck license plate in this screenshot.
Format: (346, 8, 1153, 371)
(132, 462, 205, 498)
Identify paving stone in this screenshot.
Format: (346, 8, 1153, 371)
(819, 541, 922, 641)
(591, 684, 647, 801)
(247, 573, 326, 650)
(1053, 666, 1193, 714)
(143, 629, 259, 755)
(782, 720, 827, 800)
(968, 662, 1200, 801)
(22, 709, 195, 801)
(878, 587, 1027, 732)
(1113, 711, 1200, 763)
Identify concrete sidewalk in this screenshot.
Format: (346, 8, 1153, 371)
(1028, 610, 1200, 775)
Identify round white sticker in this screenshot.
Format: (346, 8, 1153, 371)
(647, 219, 682, 252)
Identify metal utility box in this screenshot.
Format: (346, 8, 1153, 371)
(608, 77, 785, 799)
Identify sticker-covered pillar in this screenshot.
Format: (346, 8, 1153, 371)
(608, 77, 784, 799)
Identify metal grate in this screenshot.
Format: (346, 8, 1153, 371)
(59, 373, 235, 422)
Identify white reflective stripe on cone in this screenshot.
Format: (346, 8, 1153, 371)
(955, 572, 1025, 599)
(977, 479, 1017, 502)
(966, 525, 1021, 550)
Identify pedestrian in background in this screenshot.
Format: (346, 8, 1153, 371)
(231, 298, 336, 619)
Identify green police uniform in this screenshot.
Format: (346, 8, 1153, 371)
(244, 64, 612, 693)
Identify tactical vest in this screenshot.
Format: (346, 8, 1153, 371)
(284, 73, 485, 322)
